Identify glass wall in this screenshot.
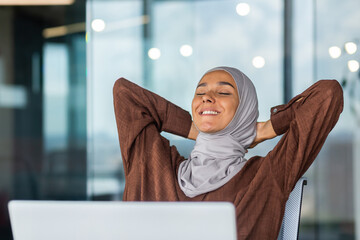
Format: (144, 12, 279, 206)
(293, 0, 359, 239)
(86, 0, 283, 200)
(0, 1, 86, 239)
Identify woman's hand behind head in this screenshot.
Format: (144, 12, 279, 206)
(248, 120, 277, 149)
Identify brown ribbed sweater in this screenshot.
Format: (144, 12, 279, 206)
(113, 78, 343, 240)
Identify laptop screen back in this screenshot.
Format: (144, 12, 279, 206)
(8, 201, 237, 240)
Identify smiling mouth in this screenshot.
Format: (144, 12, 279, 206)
(200, 110, 220, 115)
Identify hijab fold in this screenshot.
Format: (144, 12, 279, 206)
(178, 67, 259, 198)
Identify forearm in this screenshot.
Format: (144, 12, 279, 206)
(260, 120, 277, 140)
(270, 80, 342, 135)
(249, 120, 276, 148)
(259, 98, 302, 141)
(113, 78, 192, 158)
(252, 81, 341, 148)
(267, 80, 343, 193)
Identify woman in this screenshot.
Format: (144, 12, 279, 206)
(113, 66, 343, 239)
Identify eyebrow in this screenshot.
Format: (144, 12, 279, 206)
(196, 81, 235, 89)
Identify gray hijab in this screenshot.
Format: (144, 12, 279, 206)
(178, 66, 259, 198)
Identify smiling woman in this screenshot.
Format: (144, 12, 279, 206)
(113, 66, 343, 239)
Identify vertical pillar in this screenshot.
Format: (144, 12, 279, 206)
(355, 132, 360, 240)
(284, 0, 293, 103)
(142, 0, 153, 88)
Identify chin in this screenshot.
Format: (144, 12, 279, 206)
(195, 119, 224, 133)
(198, 125, 219, 133)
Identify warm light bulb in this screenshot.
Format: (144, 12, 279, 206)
(345, 42, 357, 55)
(236, 3, 250, 16)
(91, 19, 106, 32)
(348, 60, 359, 72)
(148, 48, 161, 60)
(328, 46, 341, 59)
(252, 56, 265, 69)
(179, 45, 193, 57)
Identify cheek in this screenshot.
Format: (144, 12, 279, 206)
(191, 98, 199, 114)
(232, 101, 239, 113)
(225, 100, 238, 117)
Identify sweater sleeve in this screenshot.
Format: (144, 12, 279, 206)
(267, 80, 343, 195)
(113, 78, 192, 172)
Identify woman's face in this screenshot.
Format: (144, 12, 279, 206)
(192, 70, 239, 133)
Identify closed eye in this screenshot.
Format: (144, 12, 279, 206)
(219, 92, 231, 95)
(196, 93, 205, 96)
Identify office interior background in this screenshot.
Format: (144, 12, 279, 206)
(0, 0, 359, 239)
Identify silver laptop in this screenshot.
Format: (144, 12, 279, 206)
(8, 200, 237, 240)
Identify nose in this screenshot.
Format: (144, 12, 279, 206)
(202, 93, 215, 103)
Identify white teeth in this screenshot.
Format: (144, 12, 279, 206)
(202, 111, 219, 115)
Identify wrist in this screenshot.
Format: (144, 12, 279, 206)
(262, 120, 277, 140)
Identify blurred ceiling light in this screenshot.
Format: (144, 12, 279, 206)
(328, 46, 341, 59)
(91, 19, 106, 32)
(252, 56, 265, 69)
(148, 48, 161, 60)
(43, 22, 85, 39)
(43, 23, 86, 38)
(348, 60, 359, 72)
(0, 0, 74, 5)
(236, 3, 250, 16)
(180, 45, 193, 57)
(105, 16, 149, 32)
(345, 42, 357, 55)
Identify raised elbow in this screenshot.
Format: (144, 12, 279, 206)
(319, 80, 343, 100)
(113, 77, 128, 95)
(318, 79, 344, 113)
